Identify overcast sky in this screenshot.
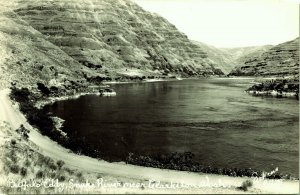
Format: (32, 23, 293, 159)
(132, 0, 299, 48)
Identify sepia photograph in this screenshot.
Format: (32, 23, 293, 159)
(0, 0, 298, 194)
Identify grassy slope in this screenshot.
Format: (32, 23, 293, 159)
(0, 2, 101, 93)
(13, 0, 223, 80)
(229, 38, 299, 76)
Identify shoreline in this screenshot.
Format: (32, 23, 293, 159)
(1, 79, 299, 193)
(35, 76, 252, 108)
(35, 78, 185, 108)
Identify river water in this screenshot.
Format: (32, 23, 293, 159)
(44, 78, 299, 176)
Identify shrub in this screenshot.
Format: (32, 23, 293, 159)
(36, 170, 44, 178)
(56, 160, 65, 169)
(37, 83, 51, 96)
(10, 164, 20, 174)
(49, 162, 57, 170)
(76, 172, 85, 182)
(42, 156, 55, 167)
(16, 125, 30, 140)
(24, 159, 31, 167)
(76, 172, 82, 178)
(9, 87, 30, 103)
(237, 180, 253, 191)
(8, 150, 17, 163)
(50, 172, 56, 179)
(65, 167, 75, 175)
(20, 167, 27, 177)
(10, 139, 17, 145)
(57, 175, 66, 182)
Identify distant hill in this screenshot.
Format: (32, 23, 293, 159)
(224, 45, 273, 61)
(229, 38, 299, 76)
(194, 41, 273, 74)
(193, 41, 236, 74)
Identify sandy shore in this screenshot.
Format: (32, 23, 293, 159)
(0, 88, 298, 194)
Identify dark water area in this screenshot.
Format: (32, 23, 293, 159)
(44, 78, 299, 177)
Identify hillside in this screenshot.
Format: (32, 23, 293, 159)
(0, 1, 100, 92)
(193, 41, 237, 74)
(229, 38, 299, 76)
(0, 0, 228, 94)
(0, 0, 297, 92)
(224, 45, 273, 62)
(194, 41, 274, 74)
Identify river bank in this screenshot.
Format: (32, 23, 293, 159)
(35, 77, 185, 109)
(1, 78, 299, 193)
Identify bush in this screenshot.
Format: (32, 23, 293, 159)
(237, 180, 253, 191)
(24, 159, 31, 167)
(50, 172, 56, 179)
(37, 83, 51, 96)
(57, 175, 66, 182)
(65, 167, 75, 175)
(16, 125, 30, 140)
(9, 87, 30, 103)
(8, 150, 17, 163)
(56, 160, 65, 169)
(10, 164, 20, 174)
(76, 172, 85, 182)
(49, 162, 57, 170)
(10, 139, 17, 145)
(20, 167, 27, 177)
(36, 170, 44, 178)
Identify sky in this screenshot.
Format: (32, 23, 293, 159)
(132, 0, 299, 48)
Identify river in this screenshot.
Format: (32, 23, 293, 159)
(44, 78, 299, 177)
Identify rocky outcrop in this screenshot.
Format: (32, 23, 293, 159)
(229, 38, 299, 76)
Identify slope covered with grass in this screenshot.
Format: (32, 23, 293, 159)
(229, 38, 299, 76)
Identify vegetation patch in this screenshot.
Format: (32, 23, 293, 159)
(0, 132, 89, 194)
(246, 78, 299, 99)
(126, 152, 293, 179)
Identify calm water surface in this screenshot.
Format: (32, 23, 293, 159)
(44, 78, 299, 176)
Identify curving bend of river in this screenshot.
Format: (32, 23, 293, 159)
(44, 78, 299, 177)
